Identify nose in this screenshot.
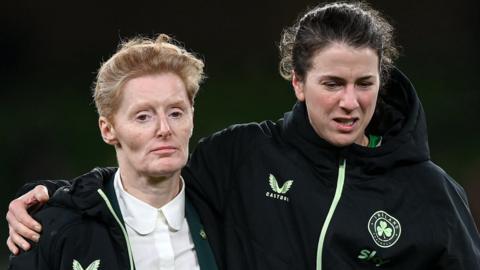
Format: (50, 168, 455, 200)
(339, 85, 359, 111)
(156, 115, 172, 138)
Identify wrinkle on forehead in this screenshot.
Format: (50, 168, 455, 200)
(308, 43, 379, 81)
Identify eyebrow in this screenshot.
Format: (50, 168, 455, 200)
(167, 99, 190, 107)
(319, 75, 375, 81)
(356, 75, 375, 81)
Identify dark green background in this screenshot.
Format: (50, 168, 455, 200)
(1, 0, 479, 265)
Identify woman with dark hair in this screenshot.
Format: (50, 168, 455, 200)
(7, 2, 480, 269)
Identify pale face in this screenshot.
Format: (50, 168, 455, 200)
(292, 43, 380, 147)
(100, 73, 193, 178)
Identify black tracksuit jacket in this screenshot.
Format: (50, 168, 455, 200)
(13, 68, 480, 269)
(183, 68, 480, 269)
(8, 168, 218, 270)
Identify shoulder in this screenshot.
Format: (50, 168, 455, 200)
(35, 203, 83, 230)
(404, 161, 470, 214)
(414, 161, 466, 196)
(35, 204, 116, 257)
(13, 204, 85, 265)
(197, 120, 281, 147)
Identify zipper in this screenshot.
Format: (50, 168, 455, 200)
(316, 158, 346, 270)
(97, 189, 135, 270)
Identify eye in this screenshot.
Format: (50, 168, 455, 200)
(135, 112, 152, 122)
(357, 81, 374, 89)
(322, 80, 342, 90)
(169, 109, 184, 119)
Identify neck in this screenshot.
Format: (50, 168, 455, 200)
(119, 169, 181, 209)
(360, 134, 369, 147)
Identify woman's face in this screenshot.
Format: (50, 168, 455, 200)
(100, 72, 193, 178)
(292, 43, 380, 147)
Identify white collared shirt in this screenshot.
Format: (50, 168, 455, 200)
(114, 170, 200, 270)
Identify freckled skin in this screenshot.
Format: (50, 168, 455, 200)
(100, 73, 194, 180)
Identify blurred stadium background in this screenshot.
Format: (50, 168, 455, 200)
(1, 0, 479, 267)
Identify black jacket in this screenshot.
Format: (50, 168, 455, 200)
(183, 68, 480, 269)
(8, 168, 218, 270)
(14, 69, 480, 269)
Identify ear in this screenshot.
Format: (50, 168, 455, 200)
(189, 107, 194, 138)
(292, 72, 305, 101)
(99, 116, 118, 145)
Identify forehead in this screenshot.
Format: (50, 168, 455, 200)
(121, 73, 189, 104)
(308, 43, 379, 77)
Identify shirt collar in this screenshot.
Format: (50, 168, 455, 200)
(161, 175, 186, 231)
(113, 170, 186, 234)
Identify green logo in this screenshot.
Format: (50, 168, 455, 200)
(357, 249, 390, 267)
(72, 259, 101, 270)
(368, 211, 401, 248)
(377, 221, 392, 238)
(269, 174, 293, 194)
(265, 174, 293, 202)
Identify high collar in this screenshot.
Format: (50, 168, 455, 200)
(49, 167, 189, 231)
(282, 101, 341, 171)
(48, 167, 119, 223)
(281, 67, 430, 177)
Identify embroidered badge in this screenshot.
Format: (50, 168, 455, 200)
(72, 259, 101, 270)
(265, 174, 293, 202)
(368, 211, 401, 248)
(200, 228, 207, 240)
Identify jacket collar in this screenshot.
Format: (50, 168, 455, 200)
(280, 67, 430, 176)
(49, 167, 218, 270)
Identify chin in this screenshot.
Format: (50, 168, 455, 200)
(145, 168, 181, 178)
(149, 159, 186, 175)
(326, 134, 358, 147)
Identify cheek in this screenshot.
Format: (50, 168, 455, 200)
(368, 93, 378, 114)
(179, 127, 193, 147)
(308, 94, 337, 116)
(117, 128, 149, 152)
(362, 92, 379, 113)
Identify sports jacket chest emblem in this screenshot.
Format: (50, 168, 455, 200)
(368, 210, 402, 248)
(265, 174, 293, 202)
(72, 259, 101, 270)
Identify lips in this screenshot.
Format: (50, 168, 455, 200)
(333, 117, 358, 132)
(150, 146, 177, 155)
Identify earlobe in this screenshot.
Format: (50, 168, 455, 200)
(292, 73, 305, 101)
(99, 116, 118, 145)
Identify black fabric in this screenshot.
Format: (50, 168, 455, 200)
(11, 68, 480, 269)
(183, 67, 480, 269)
(8, 167, 218, 270)
(9, 168, 132, 270)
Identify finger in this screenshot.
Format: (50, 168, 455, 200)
(6, 237, 19, 255)
(8, 227, 31, 251)
(22, 185, 49, 206)
(9, 196, 43, 233)
(6, 208, 41, 240)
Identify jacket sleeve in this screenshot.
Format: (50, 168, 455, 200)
(16, 180, 71, 198)
(7, 242, 50, 270)
(9, 203, 125, 270)
(8, 206, 64, 270)
(436, 174, 480, 269)
(183, 124, 260, 214)
(15, 167, 118, 198)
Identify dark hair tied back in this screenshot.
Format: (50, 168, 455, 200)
(279, 1, 398, 84)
